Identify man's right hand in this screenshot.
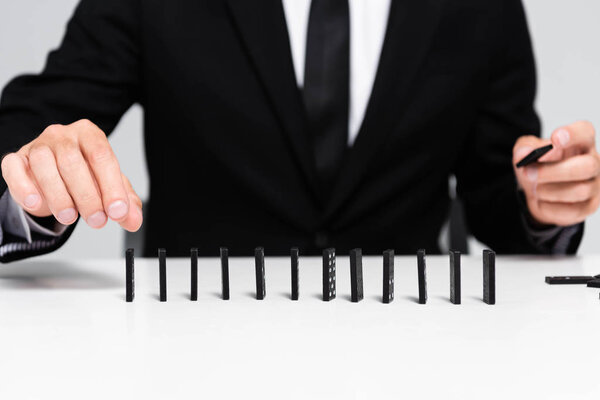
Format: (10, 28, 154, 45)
(1, 119, 143, 232)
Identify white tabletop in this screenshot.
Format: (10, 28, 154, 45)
(0, 254, 599, 399)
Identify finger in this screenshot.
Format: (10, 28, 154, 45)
(119, 192, 143, 232)
(1, 152, 49, 216)
(118, 173, 143, 232)
(513, 136, 548, 163)
(76, 120, 129, 222)
(526, 154, 600, 184)
(537, 197, 600, 226)
(550, 121, 596, 154)
(54, 138, 107, 229)
(536, 179, 600, 203)
(27, 145, 78, 225)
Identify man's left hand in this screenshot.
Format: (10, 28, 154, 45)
(513, 121, 600, 226)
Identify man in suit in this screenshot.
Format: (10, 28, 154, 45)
(0, 0, 598, 262)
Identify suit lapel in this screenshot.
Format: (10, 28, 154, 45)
(324, 0, 447, 220)
(226, 0, 318, 199)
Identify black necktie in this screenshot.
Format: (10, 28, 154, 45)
(303, 0, 350, 189)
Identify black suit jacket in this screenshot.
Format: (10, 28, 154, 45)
(0, 0, 582, 260)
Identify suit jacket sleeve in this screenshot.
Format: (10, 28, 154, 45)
(454, 0, 583, 254)
(0, 0, 141, 262)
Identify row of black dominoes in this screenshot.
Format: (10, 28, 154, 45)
(124, 247, 496, 304)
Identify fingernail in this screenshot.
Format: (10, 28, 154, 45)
(515, 147, 533, 161)
(525, 166, 538, 182)
(556, 129, 570, 147)
(57, 208, 77, 224)
(24, 194, 40, 209)
(87, 211, 107, 228)
(107, 200, 128, 220)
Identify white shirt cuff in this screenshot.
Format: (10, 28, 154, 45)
(0, 191, 68, 244)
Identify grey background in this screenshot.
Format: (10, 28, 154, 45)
(1, 0, 598, 258)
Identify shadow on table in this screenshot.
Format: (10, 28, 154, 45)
(0, 261, 120, 290)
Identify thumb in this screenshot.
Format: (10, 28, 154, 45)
(513, 136, 546, 196)
(513, 135, 549, 165)
(513, 134, 561, 165)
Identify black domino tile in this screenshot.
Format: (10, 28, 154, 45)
(515, 144, 553, 168)
(545, 276, 595, 284)
(449, 250, 461, 305)
(190, 248, 198, 301)
(291, 247, 299, 301)
(255, 247, 266, 300)
(483, 249, 496, 305)
(125, 248, 134, 302)
(158, 248, 167, 302)
(383, 249, 394, 304)
(417, 249, 427, 304)
(220, 247, 230, 300)
(350, 248, 363, 302)
(588, 279, 600, 288)
(322, 248, 336, 301)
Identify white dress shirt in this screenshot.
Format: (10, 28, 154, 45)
(282, 0, 391, 145)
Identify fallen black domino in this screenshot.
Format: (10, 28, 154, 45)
(449, 250, 461, 305)
(220, 247, 230, 300)
(125, 248, 135, 302)
(255, 247, 266, 300)
(158, 248, 167, 302)
(588, 279, 600, 288)
(190, 248, 198, 301)
(291, 247, 299, 301)
(483, 249, 495, 305)
(382, 249, 394, 304)
(417, 249, 427, 304)
(545, 276, 597, 284)
(593, 274, 600, 288)
(322, 248, 336, 301)
(516, 144, 553, 168)
(350, 248, 364, 302)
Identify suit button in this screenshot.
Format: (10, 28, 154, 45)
(314, 232, 329, 248)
